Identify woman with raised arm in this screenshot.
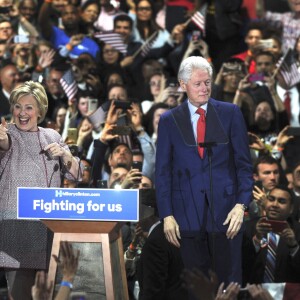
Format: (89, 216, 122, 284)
(0, 81, 82, 299)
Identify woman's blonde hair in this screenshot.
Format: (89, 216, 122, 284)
(10, 81, 48, 124)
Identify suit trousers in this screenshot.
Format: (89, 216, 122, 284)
(179, 231, 243, 286)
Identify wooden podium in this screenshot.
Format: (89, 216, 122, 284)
(43, 220, 129, 300)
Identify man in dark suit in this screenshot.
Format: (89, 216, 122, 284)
(155, 56, 253, 285)
(137, 218, 188, 300)
(0, 63, 20, 119)
(243, 185, 300, 284)
(44, 67, 68, 121)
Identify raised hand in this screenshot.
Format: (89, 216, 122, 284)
(38, 49, 56, 69)
(31, 271, 53, 300)
(0, 117, 9, 150)
(53, 241, 80, 282)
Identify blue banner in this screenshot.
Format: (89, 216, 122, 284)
(17, 187, 139, 221)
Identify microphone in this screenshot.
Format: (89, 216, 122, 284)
(75, 158, 82, 188)
(48, 163, 59, 187)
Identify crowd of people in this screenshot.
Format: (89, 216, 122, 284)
(1, 0, 300, 299)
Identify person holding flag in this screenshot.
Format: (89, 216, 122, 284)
(188, 0, 244, 71)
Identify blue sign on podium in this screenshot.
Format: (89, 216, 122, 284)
(17, 187, 139, 222)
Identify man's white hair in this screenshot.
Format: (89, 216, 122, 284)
(178, 56, 213, 84)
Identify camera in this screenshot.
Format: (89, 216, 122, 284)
(114, 100, 132, 110)
(248, 73, 264, 83)
(88, 98, 98, 113)
(0, 6, 12, 13)
(97, 180, 108, 189)
(132, 161, 143, 172)
(223, 62, 244, 74)
(237, 288, 251, 300)
(14, 35, 30, 44)
(111, 125, 131, 135)
(69, 144, 79, 157)
(191, 30, 201, 41)
(89, 68, 98, 76)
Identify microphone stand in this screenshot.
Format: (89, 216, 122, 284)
(199, 141, 217, 272)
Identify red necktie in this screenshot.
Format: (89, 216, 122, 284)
(196, 108, 206, 158)
(284, 91, 291, 121)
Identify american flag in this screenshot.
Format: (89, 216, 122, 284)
(94, 32, 127, 55)
(276, 48, 300, 88)
(60, 69, 78, 101)
(140, 31, 158, 57)
(191, 11, 205, 34)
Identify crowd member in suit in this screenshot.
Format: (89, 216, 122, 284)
(253, 155, 281, 193)
(0, 81, 82, 299)
(113, 14, 142, 64)
(191, 0, 245, 72)
(137, 221, 188, 300)
(44, 67, 68, 121)
(250, 155, 286, 219)
(242, 185, 300, 284)
(155, 56, 253, 286)
(0, 63, 21, 119)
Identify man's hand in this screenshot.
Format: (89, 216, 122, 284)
(248, 132, 267, 152)
(69, 34, 84, 47)
(237, 74, 251, 91)
(121, 168, 142, 189)
(120, 56, 134, 68)
(255, 218, 272, 240)
(163, 215, 181, 247)
(264, 75, 276, 93)
(53, 241, 80, 282)
(86, 74, 102, 95)
(215, 282, 240, 300)
(171, 23, 185, 43)
(275, 125, 293, 147)
(223, 204, 245, 239)
(77, 120, 93, 146)
(280, 225, 298, 248)
(181, 269, 217, 300)
(31, 271, 53, 300)
(128, 102, 143, 130)
(247, 284, 273, 300)
(99, 123, 119, 144)
(253, 185, 267, 207)
(106, 100, 122, 125)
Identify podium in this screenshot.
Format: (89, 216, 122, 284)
(43, 220, 129, 300)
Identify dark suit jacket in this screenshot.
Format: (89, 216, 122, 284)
(155, 99, 253, 235)
(242, 218, 300, 285)
(0, 89, 10, 118)
(137, 222, 188, 300)
(45, 92, 68, 121)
